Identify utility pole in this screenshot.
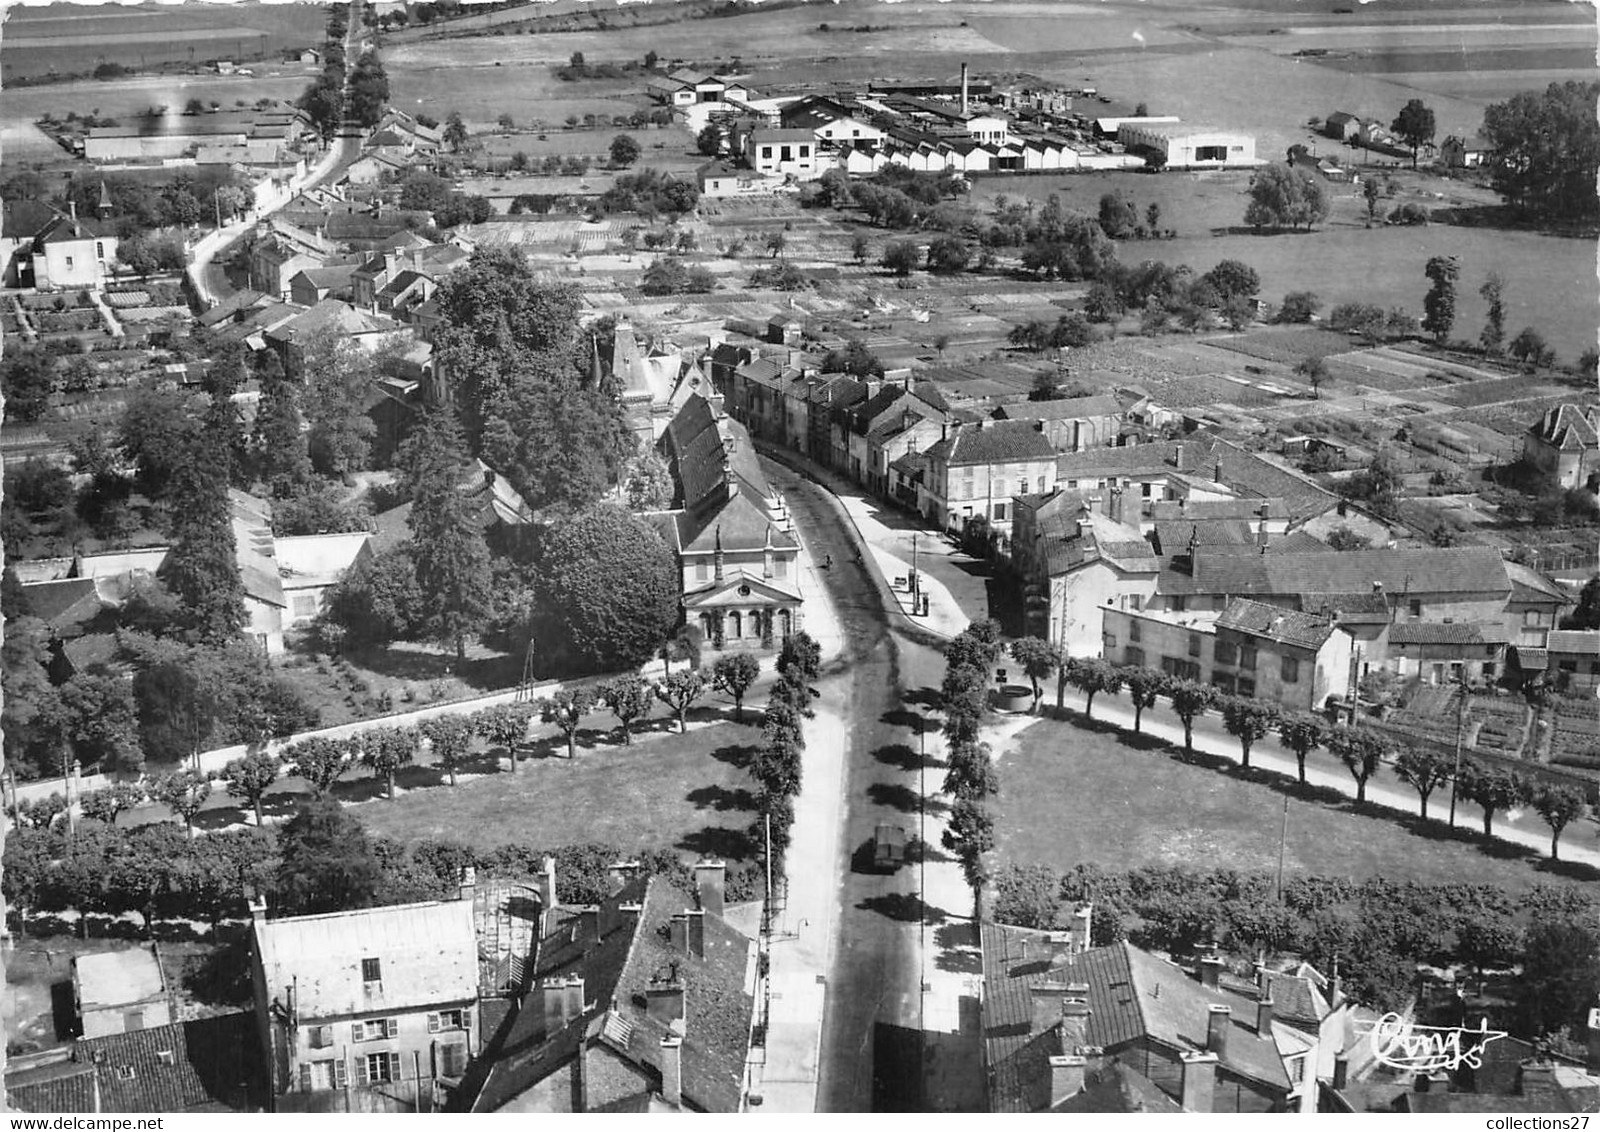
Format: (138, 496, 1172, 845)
(1448, 672, 1467, 827)
(1274, 795, 1289, 900)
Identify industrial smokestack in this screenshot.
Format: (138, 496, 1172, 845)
(961, 63, 970, 116)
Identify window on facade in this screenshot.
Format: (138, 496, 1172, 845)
(65, 255, 75, 270)
(1214, 673, 1235, 695)
(1409, 599, 1423, 618)
(96, 242, 106, 260)
(1281, 655, 1300, 683)
(993, 502, 1007, 522)
(354, 1018, 399, 1042)
(1524, 609, 1546, 627)
(1238, 677, 1256, 697)
(762, 146, 773, 159)
(1141, 482, 1152, 498)
(780, 145, 794, 161)
(995, 478, 1006, 498)
(438, 1042, 469, 1078)
(362, 1053, 397, 1084)
(362, 957, 382, 983)
(429, 1009, 469, 1033)
(1214, 640, 1236, 666)
(1188, 634, 1202, 658)
(308, 1025, 335, 1050)
(1125, 646, 1144, 667)
(1128, 620, 1141, 642)
(292, 594, 318, 619)
(1239, 646, 1257, 671)
(1171, 595, 1188, 612)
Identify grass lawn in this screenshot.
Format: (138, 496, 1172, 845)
(358, 715, 762, 863)
(991, 715, 1591, 895)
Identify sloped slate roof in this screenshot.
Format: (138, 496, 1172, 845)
(78, 1012, 261, 1113)
(1216, 597, 1336, 650)
(1387, 621, 1510, 646)
(996, 394, 1122, 422)
(923, 421, 1056, 467)
(1543, 630, 1600, 656)
(1193, 547, 1510, 600)
(1530, 404, 1599, 450)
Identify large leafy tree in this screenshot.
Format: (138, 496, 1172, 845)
(403, 406, 493, 661)
(537, 505, 679, 673)
(1065, 657, 1124, 720)
(711, 653, 761, 721)
(431, 249, 628, 512)
(1277, 713, 1325, 785)
(597, 674, 654, 745)
(300, 329, 377, 482)
(1394, 748, 1453, 820)
(1531, 784, 1587, 860)
(276, 798, 381, 915)
(1390, 99, 1435, 167)
(1327, 727, 1387, 803)
(1481, 81, 1600, 221)
(152, 769, 212, 839)
(1221, 697, 1281, 769)
(1243, 163, 1330, 232)
(57, 669, 143, 775)
(1008, 637, 1061, 714)
(360, 726, 417, 800)
(161, 410, 246, 644)
(252, 352, 314, 495)
(537, 689, 594, 759)
(654, 670, 706, 733)
(224, 750, 281, 825)
(1164, 679, 1218, 752)
(1120, 666, 1167, 734)
(1456, 762, 1527, 838)
(286, 736, 349, 798)
(419, 714, 476, 785)
(1422, 255, 1460, 346)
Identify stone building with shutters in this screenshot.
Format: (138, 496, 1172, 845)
(249, 877, 482, 1112)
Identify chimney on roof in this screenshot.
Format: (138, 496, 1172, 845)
(1047, 1054, 1086, 1106)
(607, 859, 642, 895)
(1172, 443, 1184, 468)
(458, 865, 477, 904)
(670, 913, 689, 954)
(1069, 903, 1092, 954)
(1332, 1054, 1349, 1090)
(1372, 581, 1384, 595)
(1198, 955, 1224, 990)
(248, 893, 269, 925)
(961, 62, 970, 116)
(538, 855, 559, 911)
(1061, 994, 1092, 1051)
(1030, 981, 1071, 1036)
(686, 910, 706, 959)
(1256, 997, 1275, 1035)
(578, 905, 600, 940)
(1180, 1050, 1218, 1112)
(564, 975, 585, 1022)
(646, 973, 686, 1026)
(660, 1035, 684, 1106)
(1206, 1005, 1231, 1058)
(1214, 459, 1223, 484)
(694, 859, 726, 918)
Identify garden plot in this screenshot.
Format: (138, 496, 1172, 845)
(1441, 376, 1571, 410)
(1211, 327, 1357, 366)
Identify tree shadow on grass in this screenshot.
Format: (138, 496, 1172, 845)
(907, 837, 951, 864)
(1532, 855, 1600, 882)
(902, 686, 943, 710)
(191, 807, 244, 835)
(340, 645, 518, 692)
(686, 784, 757, 813)
(858, 892, 948, 926)
(1116, 730, 1172, 753)
(332, 775, 391, 804)
(708, 743, 756, 769)
(677, 825, 754, 860)
(933, 921, 983, 974)
(875, 742, 944, 772)
(51, 981, 78, 1042)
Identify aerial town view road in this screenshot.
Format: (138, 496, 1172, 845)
(1, 0, 1598, 1115)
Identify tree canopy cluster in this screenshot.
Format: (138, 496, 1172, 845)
(1244, 163, 1332, 232)
(1481, 81, 1600, 223)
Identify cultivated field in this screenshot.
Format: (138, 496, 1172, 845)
(0, 1, 325, 83)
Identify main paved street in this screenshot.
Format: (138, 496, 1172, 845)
(766, 460, 983, 1113)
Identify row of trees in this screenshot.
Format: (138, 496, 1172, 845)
(992, 859, 1597, 1027)
(1005, 646, 1592, 858)
(940, 621, 1008, 915)
(1418, 255, 1572, 371)
(3, 798, 756, 938)
(298, 3, 351, 139)
(745, 633, 822, 875)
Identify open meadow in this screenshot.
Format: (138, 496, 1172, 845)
(1, 1, 324, 83)
(991, 715, 1596, 896)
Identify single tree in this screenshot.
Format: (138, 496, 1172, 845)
(287, 736, 349, 798)
(1478, 272, 1507, 355)
(1165, 679, 1218, 753)
(609, 134, 641, 167)
(275, 798, 381, 915)
(1221, 698, 1281, 769)
(1395, 748, 1453, 820)
(943, 795, 995, 918)
(751, 724, 803, 798)
(598, 674, 654, 745)
(881, 239, 920, 276)
(1065, 657, 1124, 720)
(765, 231, 786, 258)
(1276, 713, 1325, 784)
(529, 689, 588, 759)
(851, 232, 869, 263)
(777, 631, 822, 687)
(473, 703, 531, 770)
(540, 506, 680, 672)
(1009, 637, 1063, 714)
(402, 407, 493, 663)
(1455, 762, 1527, 838)
(360, 726, 417, 800)
(1296, 354, 1329, 399)
(991, 862, 1061, 930)
(1391, 98, 1436, 168)
(224, 750, 281, 825)
(654, 669, 706, 733)
(152, 769, 212, 839)
(1422, 255, 1460, 346)
(1327, 728, 1386, 803)
(78, 781, 146, 827)
(696, 123, 722, 156)
(1509, 326, 1550, 371)
(943, 739, 999, 801)
(1145, 202, 1161, 232)
(1121, 666, 1167, 733)
(1531, 784, 1587, 860)
(711, 653, 761, 722)
(1363, 177, 1381, 227)
(420, 714, 476, 785)
(443, 111, 468, 151)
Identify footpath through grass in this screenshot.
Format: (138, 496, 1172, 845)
(991, 714, 1588, 896)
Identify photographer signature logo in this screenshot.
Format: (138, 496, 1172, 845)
(1356, 1014, 1507, 1073)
